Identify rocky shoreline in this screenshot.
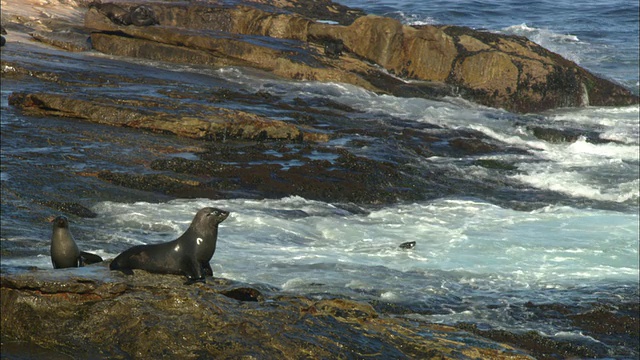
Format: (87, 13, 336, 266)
(1, 0, 638, 358)
(2, 266, 535, 359)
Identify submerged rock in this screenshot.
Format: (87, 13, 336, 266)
(1, 267, 534, 359)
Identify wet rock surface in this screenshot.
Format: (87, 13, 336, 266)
(79, 0, 637, 113)
(3, 39, 589, 210)
(5, 0, 634, 112)
(1, 267, 533, 359)
(457, 298, 640, 360)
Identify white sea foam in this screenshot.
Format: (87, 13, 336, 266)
(85, 197, 640, 292)
(391, 11, 437, 26)
(500, 23, 586, 64)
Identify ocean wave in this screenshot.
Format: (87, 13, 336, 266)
(388, 11, 437, 26)
(499, 23, 586, 64)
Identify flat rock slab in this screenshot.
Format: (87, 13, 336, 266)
(1, 267, 534, 359)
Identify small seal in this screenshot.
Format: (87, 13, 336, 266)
(399, 241, 416, 250)
(91, 3, 158, 26)
(50, 216, 103, 268)
(109, 207, 229, 284)
(324, 39, 344, 59)
(92, 3, 133, 26)
(129, 5, 159, 26)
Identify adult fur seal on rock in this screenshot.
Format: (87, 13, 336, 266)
(109, 207, 229, 284)
(50, 215, 103, 268)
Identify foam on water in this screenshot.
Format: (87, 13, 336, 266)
(500, 23, 586, 64)
(309, 82, 638, 207)
(84, 197, 639, 291)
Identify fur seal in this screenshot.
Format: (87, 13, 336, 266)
(92, 3, 133, 26)
(109, 207, 229, 284)
(91, 3, 158, 26)
(129, 5, 159, 26)
(50, 216, 103, 268)
(324, 39, 344, 59)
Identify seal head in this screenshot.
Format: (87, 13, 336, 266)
(191, 207, 229, 277)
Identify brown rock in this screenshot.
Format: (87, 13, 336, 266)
(83, 2, 636, 112)
(3, 0, 637, 113)
(7, 92, 306, 141)
(456, 51, 519, 97)
(1, 267, 535, 359)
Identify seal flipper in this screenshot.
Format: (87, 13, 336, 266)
(201, 262, 214, 277)
(109, 258, 134, 275)
(184, 277, 206, 285)
(80, 251, 104, 265)
(183, 257, 205, 285)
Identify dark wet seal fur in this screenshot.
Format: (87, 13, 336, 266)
(91, 3, 158, 27)
(50, 215, 103, 268)
(109, 207, 229, 284)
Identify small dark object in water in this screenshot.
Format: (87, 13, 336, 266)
(1, 36, 5, 47)
(399, 241, 416, 250)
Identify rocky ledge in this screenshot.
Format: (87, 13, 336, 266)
(80, 0, 637, 113)
(3, 0, 637, 113)
(1, 266, 533, 359)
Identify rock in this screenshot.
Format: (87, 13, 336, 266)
(457, 322, 610, 359)
(311, 19, 638, 112)
(2, 0, 637, 112)
(7, 92, 318, 142)
(528, 125, 620, 144)
(80, 1, 637, 113)
(30, 29, 92, 52)
(111, 143, 426, 204)
(449, 137, 499, 154)
(1, 267, 534, 359)
(36, 200, 98, 218)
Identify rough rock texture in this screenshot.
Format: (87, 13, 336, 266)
(3, 0, 636, 112)
(1, 267, 534, 359)
(7, 92, 324, 142)
(78, 0, 638, 113)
